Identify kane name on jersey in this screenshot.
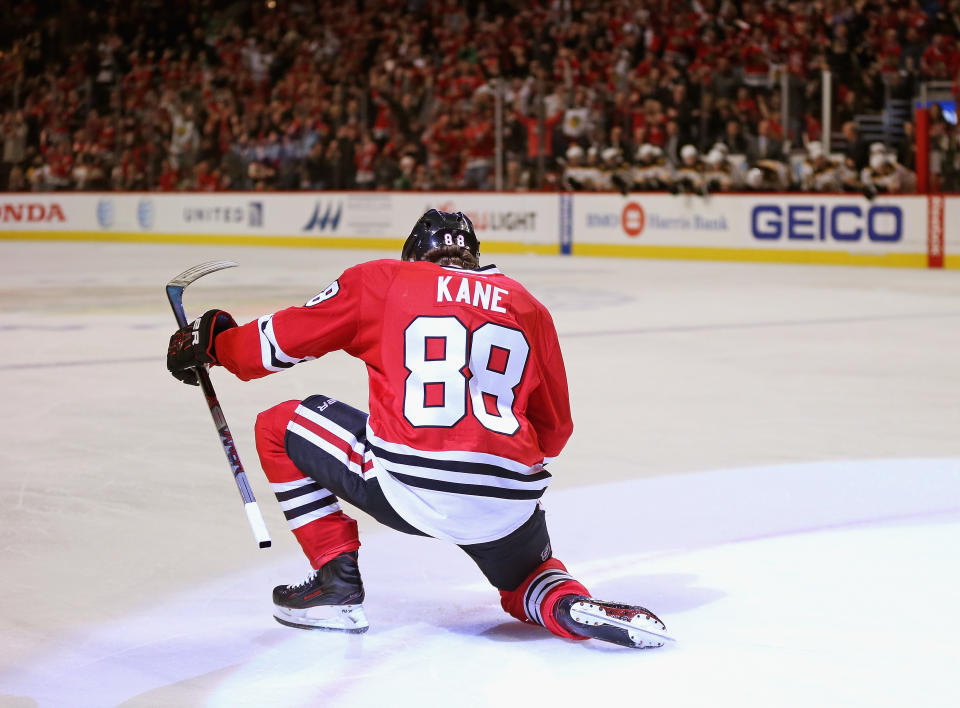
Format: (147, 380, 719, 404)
(436, 275, 509, 313)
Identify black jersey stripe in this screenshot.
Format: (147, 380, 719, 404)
(281, 494, 338, 520)
(387, 471, 546, 500)
(273, 482, 324, 502)
(370, 443, 553, 484)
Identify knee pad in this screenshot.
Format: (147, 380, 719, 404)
(255, 399, 300, 446)
(254, 400, 302, 483)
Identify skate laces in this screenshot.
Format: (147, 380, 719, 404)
(291, 568, 320, 590)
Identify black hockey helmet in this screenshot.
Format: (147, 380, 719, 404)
(401, 209, 480, 263)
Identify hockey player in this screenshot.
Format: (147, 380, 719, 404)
(632, 144, 673, 191)
(861, 143, 910, 195)
(702, 148, 735, 192)
(744, 159, 790, 191)
(800, 141, 841, 192)
(167, 210, 670, 649)
(598, 147, 631, 195)
(673, 144, 705, 193)
(860, 150, 900, 194)
(561, 145, 601, 191)
(889, 148, 917, 193)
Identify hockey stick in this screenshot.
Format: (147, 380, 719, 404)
(166, 260, 272, 549)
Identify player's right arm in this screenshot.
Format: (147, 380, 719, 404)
(214, 264, 374, 381)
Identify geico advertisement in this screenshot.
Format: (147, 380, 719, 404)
(572, 194, 928, 252)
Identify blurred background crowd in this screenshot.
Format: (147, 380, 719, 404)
(2, 0, 960, 194)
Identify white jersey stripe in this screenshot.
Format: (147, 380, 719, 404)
(363, 450, 378, 479)
(263, 315, 307, 366)
(258, 315, 284, 372)
(270, 477, 315, 493)
(287, 502, 341, 530)
(287, 422, 364, 475)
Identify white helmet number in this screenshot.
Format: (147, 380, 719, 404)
(444, 233, 466, 247)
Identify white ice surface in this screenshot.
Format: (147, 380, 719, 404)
(1, 243, 959, 707)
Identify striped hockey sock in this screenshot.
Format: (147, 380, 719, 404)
(500, 558, 590, 640)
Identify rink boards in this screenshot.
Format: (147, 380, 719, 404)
(1, 191, 957, 268)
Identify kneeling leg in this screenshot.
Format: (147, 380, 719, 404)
(459, 508, 589, 640)
(254, 399, 360, 570)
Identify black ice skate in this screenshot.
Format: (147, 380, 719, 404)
(272, 551, 369, 633)
(554, 595, 674, 649)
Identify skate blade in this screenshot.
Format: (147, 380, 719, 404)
(569, 601, 675, 648)
(273, 603, 370, 633)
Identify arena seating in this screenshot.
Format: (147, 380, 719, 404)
(0, 0, 954, 193)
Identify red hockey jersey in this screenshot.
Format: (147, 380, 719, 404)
(216, 259, 573, 543)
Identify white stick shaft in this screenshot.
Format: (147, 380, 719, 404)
(244, 502, 272, 548)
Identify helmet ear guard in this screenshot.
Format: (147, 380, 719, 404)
(402, 209, 480, 264)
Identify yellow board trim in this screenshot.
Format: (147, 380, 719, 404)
(0, 230, 944, 268)
(572, 243, 929, 268)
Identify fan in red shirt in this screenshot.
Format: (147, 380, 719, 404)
(514, 105, 564, 163)
(157, 160, 179, 191)
(354, 133, 378, 188)
(461, 107, 495, 189)
(194, 161, 220, 191)
(46, 145, 74, 186)
(167, 210, 670, 649)
(922, 33, 951, 77)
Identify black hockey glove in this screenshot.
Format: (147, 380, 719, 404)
(167, 309, 237, 385)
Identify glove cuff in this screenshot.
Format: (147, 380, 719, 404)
(198, 309, 238, 365)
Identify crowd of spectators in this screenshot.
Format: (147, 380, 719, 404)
(2, 0, 960, 194)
